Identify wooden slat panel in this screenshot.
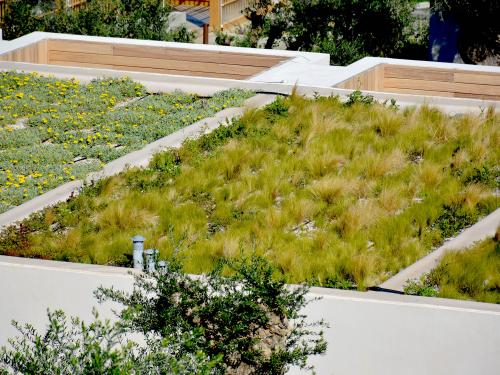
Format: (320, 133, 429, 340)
(48, 40, 114, 55)
(48, 39, 287, 68)
(48, 50, 263, 76)
(49, 59, 249, 79)
(337, 66, 383, 91)
(384, 77, 500, 97)
(454, 72, 500, 86)
(112, 44, 286, 68)
(384, 66, 454, 82)
(455, 92, 500, 101)
(383, 87, 455, 97)
(37, 40, 48, 64)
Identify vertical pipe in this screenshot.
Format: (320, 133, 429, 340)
(157, 261, 167, 271)
(203, 23, 209, 44)
(132, 235, 145, 270)
(144, 249, 159, 273)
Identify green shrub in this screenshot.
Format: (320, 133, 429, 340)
(403, 278, 438, 297)
(0, 256, 328, 374)
(95, 256, 327, 374)
(0, 310, 218, 374)
(2, 0, 195, 42)
(344, 90, 375, 107)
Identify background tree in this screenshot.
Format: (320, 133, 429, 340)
(1, 0, 195, 42)
(432, 0, 499, 65)
(232, 0, 426, 65)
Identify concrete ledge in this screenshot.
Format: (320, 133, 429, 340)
(1, 254, 499, 375)
(380, 208, 500, 291)
(1, 60, 498, 114)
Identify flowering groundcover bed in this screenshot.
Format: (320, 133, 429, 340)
(0, 71, 252, 213)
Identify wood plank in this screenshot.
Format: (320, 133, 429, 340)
(384, 77, 500, 96)
(37, 40, 48, 64)
(112, 44, 286, 68)
(454, 72, 500, 86)
(384, 66, 454, 82)
(48, 39, 114, 56)
(48, 40, 287, 68)
(374, 65, 383, 91)
(381, 87, 455, 98)
(455, 92, 500, 101)
(48, 60, 250, 80)
(48, 50, 264, 76)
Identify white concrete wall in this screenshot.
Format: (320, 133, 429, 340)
(1, 255, 499, 375)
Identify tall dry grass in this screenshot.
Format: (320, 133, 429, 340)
(5, 94, 499, 290)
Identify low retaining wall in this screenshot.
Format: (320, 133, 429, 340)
(1, 256, 499, 375)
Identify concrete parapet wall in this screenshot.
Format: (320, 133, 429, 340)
(1, 255, 499, 375)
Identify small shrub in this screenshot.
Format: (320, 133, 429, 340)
(344, 90, 374, 107)
(264, 95, 290, 122)
(403, 278, 438, 297)
(464, 166, 500, 189)
(0, 310, 220, 374)
(433, 204, 480, 239)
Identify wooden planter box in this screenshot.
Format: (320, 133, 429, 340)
(0, 37, 289, 80)
(336, 64, 500, 101)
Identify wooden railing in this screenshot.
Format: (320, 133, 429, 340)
(210, 0, 251, 30)
(222, 0, 250, 26)
(168, 0, 210, 6)
(66, 0, 88, 10)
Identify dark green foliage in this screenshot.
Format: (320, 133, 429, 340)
(403, 278, 438, 297)
(2, 0, 195, 42)
(238, 0, 426, 65)
(95, 256, 327, 374)
(433, 204, 482, 239)
(0, 310, 219, 374)
(344, 90, 375, 107)
(464, 166, 500, 189)
(321, 276, 357, 290)
(264, 95, 290, 122)
(433, 0, 499, 64)
(1, 0, 40, 41)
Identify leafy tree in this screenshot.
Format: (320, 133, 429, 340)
(1, 0, 41, 40)
(235, 0, 425, 65)
(1, 0, 195, 42)
(433, 0, 499, 64)
(1, 256, 327, 374)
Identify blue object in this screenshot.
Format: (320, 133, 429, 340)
(429, 11, 461, 62)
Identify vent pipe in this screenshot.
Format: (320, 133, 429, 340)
(132, 235, 145, 270)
